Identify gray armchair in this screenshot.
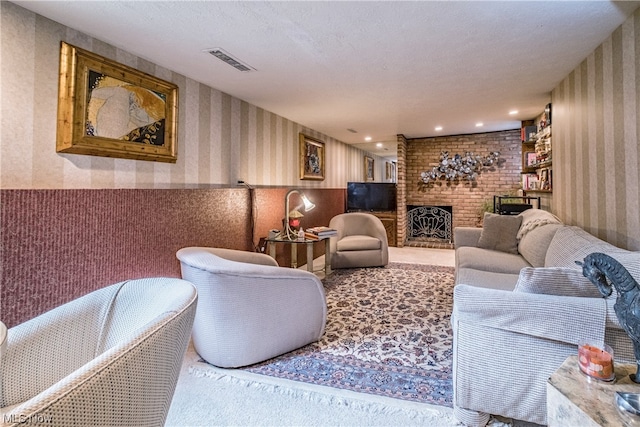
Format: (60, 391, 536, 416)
(176, 247, 327, 368)
(0, 278, 197, 426)
(329, 212, 389, 269)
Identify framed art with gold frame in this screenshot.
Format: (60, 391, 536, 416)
(299, 133, 325, 180)
(56, 42, 178, 163)
(365, 156, 374, 181)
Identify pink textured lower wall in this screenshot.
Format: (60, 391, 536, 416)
(1, 188, 347, 327)
(1, 188, 251, 327)
(253, 188, 346, 266)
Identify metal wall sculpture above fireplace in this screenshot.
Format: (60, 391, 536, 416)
(407, 205, 452, 243)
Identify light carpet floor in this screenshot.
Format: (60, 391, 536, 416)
(165, 247, 533, 426)
(167, 341, 457, 426)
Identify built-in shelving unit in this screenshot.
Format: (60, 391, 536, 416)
(521, 104, 552, 194)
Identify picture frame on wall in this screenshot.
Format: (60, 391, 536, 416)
(385, 161, 396, 182)
(299, 133, 325, 180)
(56, 42, 179, 163)
(365, 156, 374, 181)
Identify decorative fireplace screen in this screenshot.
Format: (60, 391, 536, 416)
(406, 205, 452, 243)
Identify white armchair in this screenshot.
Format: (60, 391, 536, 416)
(176, 247, 327, 368)
(0, 278, 197, 426)
(329, 212, 389, 269)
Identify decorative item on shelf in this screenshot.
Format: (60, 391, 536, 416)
(540, 103, 552, 129)
(578, 252, 640, 383)
(419, 151, 500, 185)
(578, 342, 615, 381)
(283, 189, 315, 240)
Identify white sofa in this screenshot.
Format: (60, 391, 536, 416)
(452, 209, 639, 426)
(0, 278, 197, 426)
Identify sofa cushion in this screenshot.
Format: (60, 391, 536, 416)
(545, 226, 624, 268)
(456, 246, 531, 274)
(456, 267, 519, 291)
(336, 235, 381, 251)
(514, 267, 602, 298)
(477, 213, 522, 254)
(517, 223, 563, 267)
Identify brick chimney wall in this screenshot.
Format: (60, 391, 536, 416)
(401, 129, 522, 241)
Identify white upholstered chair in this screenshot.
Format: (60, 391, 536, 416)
(329, 212, 389, 269)
(176, 247, 327, 368)
(0, 278, 197, 426)
(0, 321, 6, 362)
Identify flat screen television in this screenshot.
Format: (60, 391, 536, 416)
(346, 182, 396, 212)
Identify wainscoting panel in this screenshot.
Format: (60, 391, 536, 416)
(252, 188, 346, 267)
(1, 188, 251, 327)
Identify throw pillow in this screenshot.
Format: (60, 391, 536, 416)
(514, 267, 603, 298)
(477, 213, 522, 254)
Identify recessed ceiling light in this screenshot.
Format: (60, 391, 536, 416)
(509, 110, 518, 115)
(376, 143, 383, 148)
(435, 126, 443, 131)
(475, 122, 484, 127)
(365, 136, 372, 142)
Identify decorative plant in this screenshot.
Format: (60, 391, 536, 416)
(420, 151, 500, 185)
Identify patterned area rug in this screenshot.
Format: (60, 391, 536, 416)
(239, 262, 456, 407)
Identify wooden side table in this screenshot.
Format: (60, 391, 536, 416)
(547, 355, 640, 426)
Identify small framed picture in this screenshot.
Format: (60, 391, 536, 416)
(365, 156, 374, 181)
(299, 133, 325, 180)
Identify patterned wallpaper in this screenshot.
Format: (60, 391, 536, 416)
(0, 2, 386, 190)
(552, 8, 640, 251)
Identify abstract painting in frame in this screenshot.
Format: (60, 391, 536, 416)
(56, 42, 178, 163)
(299, 133, 325, 180)
(365, 156, 374, 181)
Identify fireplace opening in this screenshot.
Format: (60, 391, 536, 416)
(406, 205, 453, 248)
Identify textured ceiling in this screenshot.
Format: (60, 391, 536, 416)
(13, 1, 640, 159)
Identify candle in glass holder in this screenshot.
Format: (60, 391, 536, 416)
(578, 343, 615, 381)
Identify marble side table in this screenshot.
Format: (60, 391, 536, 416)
(547, 355, 640, 426)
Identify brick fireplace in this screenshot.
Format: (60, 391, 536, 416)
(396, 129, 522, 247)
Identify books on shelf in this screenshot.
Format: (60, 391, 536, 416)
(522, 173, 539, 191)
(306, 226, 338, 237)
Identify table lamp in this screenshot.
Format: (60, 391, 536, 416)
(284, 189, 315, 240)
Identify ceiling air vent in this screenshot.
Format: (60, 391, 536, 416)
(204, 48, 255, 72)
